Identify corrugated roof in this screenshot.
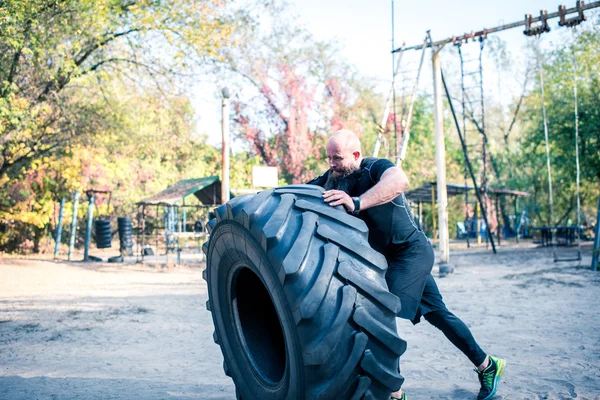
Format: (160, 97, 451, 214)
(405, 182, 530, 203)
(139, 176, 223, 206)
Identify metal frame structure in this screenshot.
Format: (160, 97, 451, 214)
(136, 202, 214, 265)
(388, 1, 599, 259)
(392, 1, 600, 53)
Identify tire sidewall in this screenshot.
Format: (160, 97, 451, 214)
(207, 220, 305, 400)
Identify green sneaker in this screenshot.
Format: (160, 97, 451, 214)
(390, 393, 407, 400)
(475, 356, 506, 400)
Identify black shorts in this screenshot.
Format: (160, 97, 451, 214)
(385, 238, 446, 323)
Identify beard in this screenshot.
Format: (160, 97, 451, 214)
(324, 166, 361, 193)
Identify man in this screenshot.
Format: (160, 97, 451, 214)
(307, 130, 506, 400)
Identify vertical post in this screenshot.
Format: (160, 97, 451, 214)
(54, 198, 65, 259)
(515, 196, 519, 243)
(418, 201, 422, 230)
(139, 205, 145, 264)
(68, 190, 80, 261)
(221, 87, 231, 205)
(432, 49, 450, 264)
(156, 205, 159, 265)
(166, 207, 170, 265)
(591, 195, 600, 271)
(164, 206, 169, 254)
(83, 194, 95, 261)
(573, 49, 582, 260)
(495, 194, 501, 246)
(171, 206, 175, 232)
(391, 0, 398, 162)
(476, 201, 481, 245)
(431, 184, 436, 244)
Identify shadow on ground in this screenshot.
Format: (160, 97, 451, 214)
(0, 376, 231, 400)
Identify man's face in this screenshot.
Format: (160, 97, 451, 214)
(326, 141, 360, 178)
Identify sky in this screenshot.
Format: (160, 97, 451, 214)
(193, 0, 584, 144)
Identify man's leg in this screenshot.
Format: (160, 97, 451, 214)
(386, 241, 435, 400)
(420, 275, 506, 399)
(423, 309, 487, 366)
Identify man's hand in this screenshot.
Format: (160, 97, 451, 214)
(323, 190, 354, 213)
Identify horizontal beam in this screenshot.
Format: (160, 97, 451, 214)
(393, 1, 600, 52)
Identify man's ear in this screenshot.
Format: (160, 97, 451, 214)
(353, 151, 361, 160)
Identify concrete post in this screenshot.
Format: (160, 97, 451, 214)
(432, 50, 450, 265)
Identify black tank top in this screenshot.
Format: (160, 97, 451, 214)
(307, 157, 426, 254)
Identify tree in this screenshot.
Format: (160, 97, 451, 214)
(516, 24, 600, 226)
(0, 0, 241, 182)
(0, 74, 223, 253)
(219, 2, 382, 183)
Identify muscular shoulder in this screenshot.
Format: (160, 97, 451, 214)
(361, 157, 395, 182)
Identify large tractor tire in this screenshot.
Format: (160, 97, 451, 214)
(202, 185, 406, 400)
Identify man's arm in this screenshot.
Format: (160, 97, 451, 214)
(358, 166, 409, 210)
(323, 166, 409, 212)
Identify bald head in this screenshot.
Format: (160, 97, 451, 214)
(325, 129, 362, 177)
(327, 129, 362, 154)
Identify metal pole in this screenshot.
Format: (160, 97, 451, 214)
(538, 53, 556, 247)
(53, 198, 65, 259)
(592, 195, 600, 271)
(441, 69, 497, 253)
(432, 49, 450, 264)
(458, 44, 470, 249)
(374, 43, 405, 158)
(496, 194, 501, 246)
(431, 184, 436, 244)
(164, 206, 169, 255)
(156, 205, 159, 265)
(476, 202, 481, 245)
(391, 0, 398, 162)
(68, 190, 80, 261)
(139, 204, 144, 264)
(221, 88, 231, 205)
(83, 194, 95, 261)
(573, 48, 582, 260)
(515, 197, 520, 243)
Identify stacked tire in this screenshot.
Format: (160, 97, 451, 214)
(203, 185, 406, 400)
(95, 219, 112, 249)
(117, 217, 134, 256)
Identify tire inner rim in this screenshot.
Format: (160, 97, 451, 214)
(232, 266, 287, 385)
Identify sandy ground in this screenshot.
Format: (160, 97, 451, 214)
(0, 243, 599, 400)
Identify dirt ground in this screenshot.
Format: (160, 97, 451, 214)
(0, 243, 599, 400)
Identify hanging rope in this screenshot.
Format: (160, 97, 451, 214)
(457, 43, 470, 248)
(479, 36, 488, 194)
(572, 44, 583, 264)
(478, 36, 493, 248)
(536, 45, 558, 259)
